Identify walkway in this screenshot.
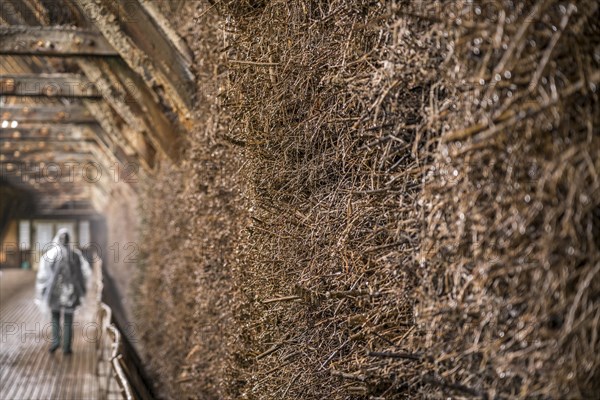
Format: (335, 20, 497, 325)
(0, 269, 119, 399)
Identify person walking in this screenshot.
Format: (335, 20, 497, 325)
(35, 228, 91, 354)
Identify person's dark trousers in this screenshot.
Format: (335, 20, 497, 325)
(49, 309, 74, 354)
(63, 311, 74, 353)
(50, 310, 61, 352)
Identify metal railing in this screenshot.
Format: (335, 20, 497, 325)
(94, 257, 151, 400)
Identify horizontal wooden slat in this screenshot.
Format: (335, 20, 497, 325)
(0, 145, 95, 157)
(0, 153, 96, 163)
(0, 122, 99, 139)
(0, 26, 119, 57)
(0, 104, 95, 123)
(0, 73, 101, 98)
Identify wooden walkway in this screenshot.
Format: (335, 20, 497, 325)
(0, 269, 120, 399)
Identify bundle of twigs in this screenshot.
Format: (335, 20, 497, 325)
(215, 1, 443, 398)
(135, 1, 599, 399)
(417, 0, 600, 398)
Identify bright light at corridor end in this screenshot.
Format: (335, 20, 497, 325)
(1, 120, 18, 128)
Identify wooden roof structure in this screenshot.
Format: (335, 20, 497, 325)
(0, 0, 194, 216)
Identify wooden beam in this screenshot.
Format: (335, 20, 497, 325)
(5, 0, 185, 163)
(2, 140, 96, 150)
(2, 142, 95, 156)
(106, 0, 194, 106)
(79, 58, 172, 161)
(0, 26, 119, 57)
(77, 60, 146, 141)
(3, 0, 50, 25)
(75, 0, 194, 115)
(0, 175, 104, 211)
(0, 143, 118, 185)
(0, 122, 98, 139)
(1, 152, 96, 162)
(1, 160, 103, 173)
(83, 100, 153, 169)
(0, 0, 33, 25)
(139, 0, 193, 64)
(2, 1, 151, 177)
(0, 103, 95, 123)
(89, 114, 136, 164)
(0, 74, 154, 169)
(0, 73, 101, 98)
(0, 151, 96, 165)
(1, 130, 138, 179)
(1, 149, 114, 190)
(0, 161, 109, 191)
(0, 179, 88, 194)
(0, 110, 143, 182)
(106, 58, 176, 160)
(1, 147, 138, 193)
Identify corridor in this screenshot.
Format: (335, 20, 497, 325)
(0, 269, 118, 399)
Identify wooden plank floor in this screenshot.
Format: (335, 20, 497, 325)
(0, 269, 120, 399)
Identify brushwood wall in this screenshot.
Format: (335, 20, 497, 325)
(136, 1, 599, 399)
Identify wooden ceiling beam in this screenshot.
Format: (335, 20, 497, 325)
(5, 0, 186, 163)
(0, 120, 142, 183)
(2, 159, 103, 172)
(0, 26, 119, 57)
(75, 0, 194, 115)
(2, 139, 96, 149)
(2, 177, 106, 212)
(3, 0, 49, 25)
(104, 58, 176, 161)
(2, 132, 139, 191)
(0, 103, 95, 123)
(0, 122, 98, 139)
(7, 0, 159, 169)
(79, 58, 169, 162)
(1, 152, 95, 163)
(2, 142, 95, 155)
(0, 0, 31, 25)
(1, 0, 123, 175)
(1, 150, 115, 191)
(83, 100, 153, 170)
(104, 0, 194, 107)
(0, 73, 101, 98)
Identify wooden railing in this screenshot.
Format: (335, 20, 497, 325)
(94, 257, 152, 400)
